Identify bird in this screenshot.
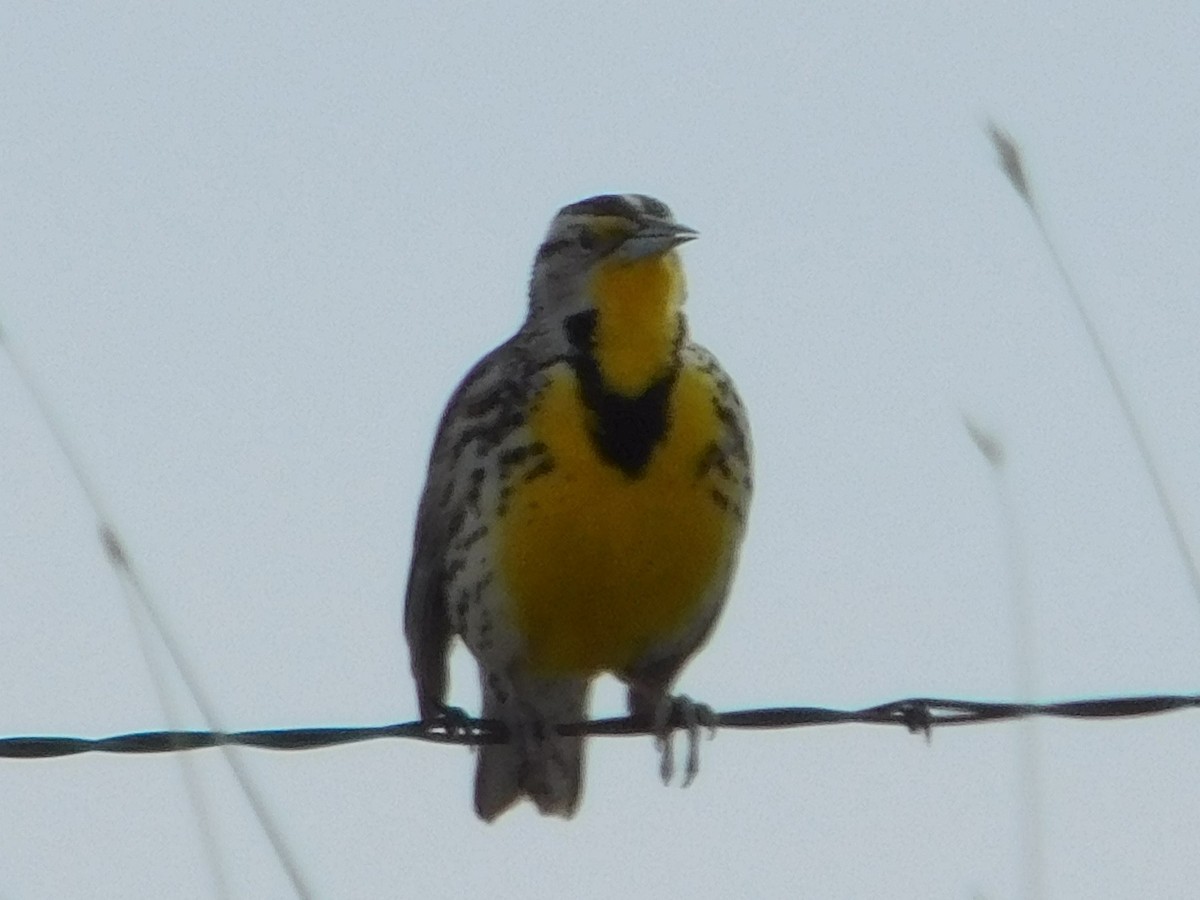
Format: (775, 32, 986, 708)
(403, 193, 752, 821)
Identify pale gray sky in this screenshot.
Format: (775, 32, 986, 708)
(3, 4, 1199, 898)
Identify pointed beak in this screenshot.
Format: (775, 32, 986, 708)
(617, 219, 698, 260)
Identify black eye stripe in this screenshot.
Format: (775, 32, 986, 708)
(536, 227, 602, 261)
(535, 237, 572, 261)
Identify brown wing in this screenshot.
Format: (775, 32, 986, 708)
(403, 336, 531, 718)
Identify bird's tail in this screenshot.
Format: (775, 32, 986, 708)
(474, 677, 590, 822)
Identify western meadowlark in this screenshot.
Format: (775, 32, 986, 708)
(404, 194, 752, 821)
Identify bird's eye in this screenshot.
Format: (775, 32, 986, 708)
(577, 228, 595, 251)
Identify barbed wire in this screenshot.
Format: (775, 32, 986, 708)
(4, 692, 1196, 760)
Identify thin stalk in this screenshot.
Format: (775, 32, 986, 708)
(2, 322, 312, 898)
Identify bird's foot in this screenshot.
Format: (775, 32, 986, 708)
(421, 703, 477, 742)
(652, 694, 718, 787)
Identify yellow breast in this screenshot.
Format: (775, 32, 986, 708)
(495, 363, 733, 676)
(589, 254, 684, 395)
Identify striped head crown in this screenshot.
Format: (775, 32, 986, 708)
(526, 194, 697, 324)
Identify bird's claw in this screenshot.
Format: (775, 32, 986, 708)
(653, 694, 717, 787)
(422, 704, 475, 741)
